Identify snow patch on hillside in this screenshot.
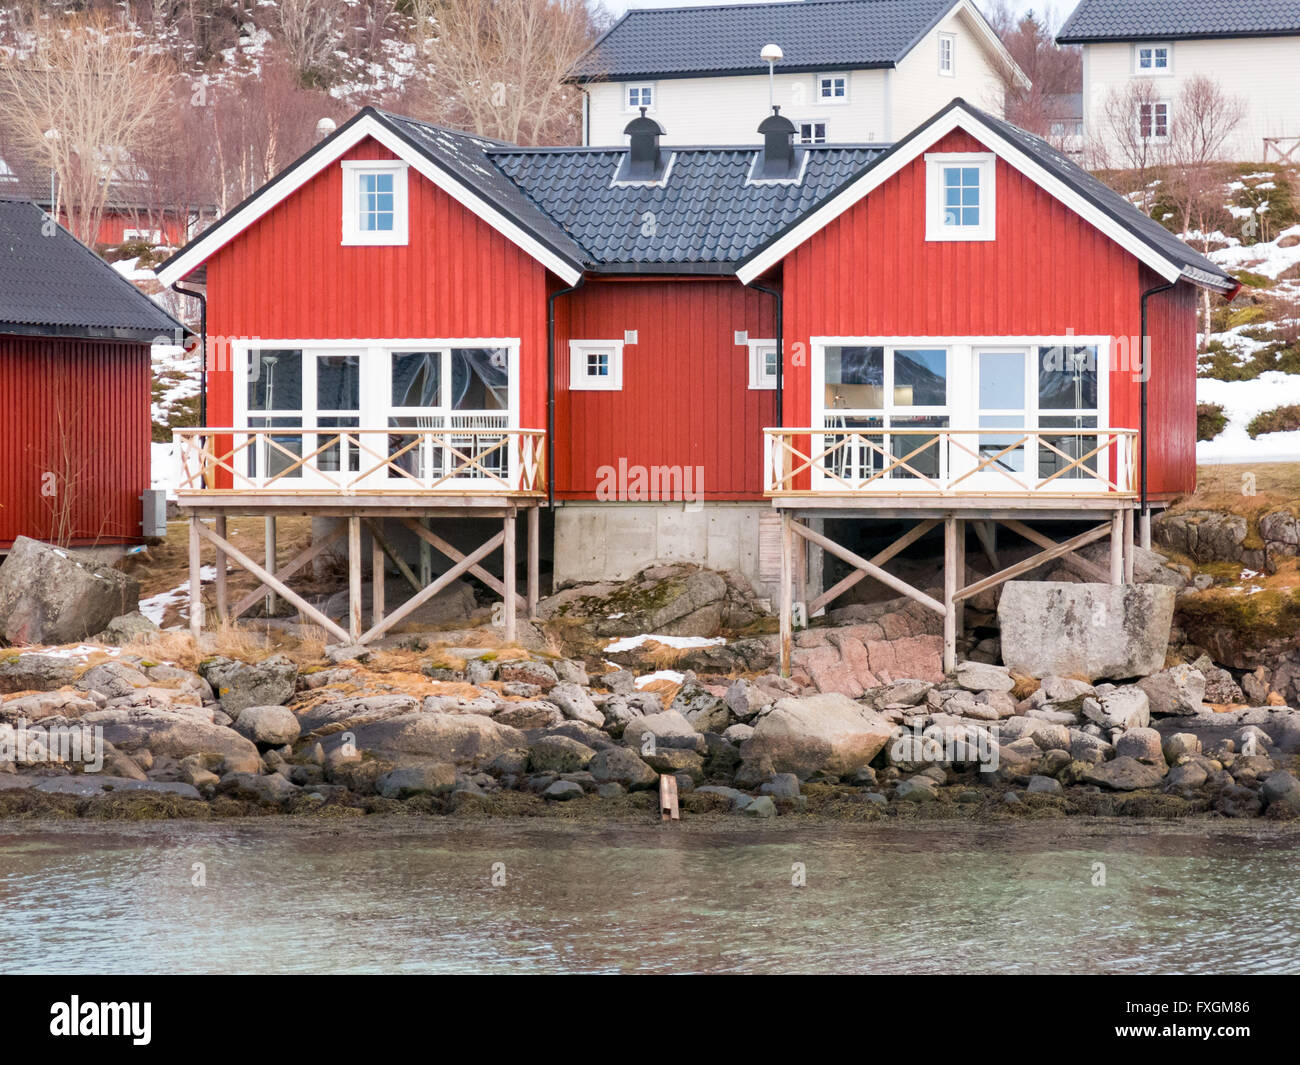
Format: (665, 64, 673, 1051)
(1197, 372, 1300, 464)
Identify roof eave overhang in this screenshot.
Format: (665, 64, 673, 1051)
(0, 321, 187, 342)
(155, 110, 584, 289)
(1058, 29, 1300, 45)
(567, 61, 895, 84)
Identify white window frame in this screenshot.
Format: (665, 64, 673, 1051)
(748, 339, 778, 389)
(123, 227, 163, 243)
(1134, 42, 1172, 75)
(341, 160, 409, 246)
(797, 120, 828, 145)
(938, 33, 956, 76)
(625, 83, 656, 112)
(816, 73, 849, 105)
(925, 152, 996, 242)
(1137, 100, 1170, 141)
(569, 339, 624, 391)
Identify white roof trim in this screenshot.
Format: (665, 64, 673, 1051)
(157, 113, 583, 287)
(736, 104, 1187, 287)
(951, 0, 1031, 90)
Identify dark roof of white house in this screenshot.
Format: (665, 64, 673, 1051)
(0, 199, 184, 341)
(1058, 0, 1300, 43)
(569, 0, 959, 80)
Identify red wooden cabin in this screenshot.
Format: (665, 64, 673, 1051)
(0, 198, 183, 551)
(156, 100, 1234, 659)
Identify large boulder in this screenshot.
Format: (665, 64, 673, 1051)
(998, 581, 1174, 680)
(738, 693, 894, 779)
(1083, 756, 1167, 791)
(622, 711, 707, 754)
(93, 710, 263, 774)
(0, 537, 139, 645)
(346, 712, 525, 768)
(201, 655, 298, 713)
(1137, 665, 1206, 716)
(0, 653, 78, 693)
(232, 704, 301, 747)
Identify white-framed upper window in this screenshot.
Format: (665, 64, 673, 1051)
(626, 83, 655, 112)
(123, 227, 163, 244)
(925, 153, 995, 242)
(1134, 43, 1172, 74)
(938, 33, 956, 76)
(748, 339, 778, 389)
(341, 160, 409, 245)
(816, 73, 849, 104)
(1137, 101, 1170, 140)
(798, 121, 828, 145)
(570, 339, 624, 390)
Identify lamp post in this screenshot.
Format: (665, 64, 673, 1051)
(42, 128, 59, 223)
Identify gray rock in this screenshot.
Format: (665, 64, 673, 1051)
(1038, 676, 1094, 702)
(96, 712, 263, 775)
(588, 747, 658, 790)
(743, 794, 777, 817)
(1165, 762, 1208, 791)
(724, 678, 775, 720)
(1114, 727, 1165, 765)
(1261, 770, 1300, 808)
(99, 611, 159, 646)
(760, 772, 800, 799)
(348, 712, 526, 768)
(232, 704, 301, 747)
(496, 659, 559, 691)
(546, 682, 605, 727)
(528, 735, 597, 773)
(895, 777, 938, 802)
(622, 710, 707, 754)
(955, 661, 1014, 693)
(492, 700, 563, 731)
(33, 775, 201, 799)
(0, 653, 78, 693)
(376, 763, 456, 798)
(1083, 756, 1167, 791)
(1192, 655, 1245, 705)
(722, 722, 755, 745)
(1027, 774, 1062, 794)
(1137, 665, 1206, 716)
(695, 784, 753, 809)
(216, 771, 300, 803)
(543, 779, 584, 801)
(201, 655, 297, 713)
(0, 536, 139, 644)
(1162, 732, 1202, 762)
(643, 747, 705, 779)
(738, 692, 893, 779)
(1083, 686, 1150, 730)
(671, 680, 731, 733)
(998, 581, 1175, 680)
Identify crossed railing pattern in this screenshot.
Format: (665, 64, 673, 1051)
(763, 427, 1138, 496)
(173, 427, 547, 495)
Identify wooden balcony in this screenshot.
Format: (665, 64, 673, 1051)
(173, 427, 547, 512)
(763, 426, 1137, 512)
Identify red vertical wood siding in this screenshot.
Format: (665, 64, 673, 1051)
(1142, 273, 1199, 500)
(780, 127, 1199, 496)
(554, 278, 777, 500)
(0, 334, 150, 548)
(203, 138, 551, 430)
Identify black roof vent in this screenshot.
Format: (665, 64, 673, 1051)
(756, 106, 799, 181)
(617, 107, 668, 183)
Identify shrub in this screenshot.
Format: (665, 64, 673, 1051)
(1196, 403, 1228, 441)
(1246, 403, 1300, 438)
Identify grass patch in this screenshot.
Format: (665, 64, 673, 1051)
(1247, 403, 1300, 438)
(1197, 402, 1228, 442)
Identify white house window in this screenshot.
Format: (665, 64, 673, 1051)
(626, 84, 655, 112)
(341, 160, 408, 245)
(748, 340, 778, 389)
(1135, 43, 1171, 73)
(925, 153, 995, 241)
(1138, 101, 1170, 140)
(0, 156, 17, 183)
(570, 340, 624, 390)
(817, 73, 848, 104)
(798, 121, 828, 145)
(938, 33, 955, 76)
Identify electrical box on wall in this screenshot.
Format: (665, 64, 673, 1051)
(141, 489, 167, 539)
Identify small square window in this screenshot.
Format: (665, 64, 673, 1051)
(1135, 43, 1171, 73)
(626, 84, 655, 112)
(817, 74, 848, 104)
(926, 153, 995, 241)
(342, 161, 408, 245)
(938, 33, 955, 76)
(570, 340, 624, 390)
(748, 340, 778, 389)
(798, 121, 827, 145)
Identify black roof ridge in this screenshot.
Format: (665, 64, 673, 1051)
(615, 0, 928, 15)
(485, 142, 895, 155)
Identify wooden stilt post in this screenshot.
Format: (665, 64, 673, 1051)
(502, 509, 517, 643)
(1123, 506, 1135, 584)
(779, 511, 793, 677)
(806, 516, 825, 616)
(419, 518, 432, 586)
(264, 516, 277, 616)
(371, 519, 385, 630)
(943, 515, 957, 674)
(213, 514, 228, 624)
(1109, 511, 1123, 585)
(348, 516, 362, 643)
(188, 515, 203, 639)
(953, 518, 966, 653)
(526, 505, 539, 618)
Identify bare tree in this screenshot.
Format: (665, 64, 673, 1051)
(0, 8, 174, 245)
(1091, 79, 1169, 210)
(984, 3, 1082, 136)
(412, 0, 601, 146)
(276, 0, 348, 87)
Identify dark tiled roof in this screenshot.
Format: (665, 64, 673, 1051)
(1058, 0, 1300, 42)
(0, 131, 154, 212)
(0, 199, 184, 340)
(570, 0, 956, 80)
(487, 144, 885, 267)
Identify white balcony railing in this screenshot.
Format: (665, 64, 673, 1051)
(763, 427, 1137, 497)
(174, 427, 547, 496)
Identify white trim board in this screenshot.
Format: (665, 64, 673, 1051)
(157, 112, 583, 288)
(736, 103, 1193, 287)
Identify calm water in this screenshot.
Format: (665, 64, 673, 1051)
(0, 819, 1297, 974)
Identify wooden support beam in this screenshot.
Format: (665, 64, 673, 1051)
(1109, 512, 1123, 585)
(1000, 519, 1109, 584)
(188, 516, 203, 639)
(791, 520, 945, 615)
(348, 516, 363, 642)
(372, 520, 385, 630)
(943, 516, 958, 674)
(973, 520, 1000, 570)
(365, 519, 421, 595)
(526, 505, 539, 619)
(806, 518, 941, 616)
(193, 521, 350, 644)
(230, 523, 345, 620)
(264, 516, 277, 616)
(213, 515, 228, 623)
(779, 511, 793, 677)
(503, 510, 517, 644)
(953, 522, 1113, 603)
(400, 518, 526, 611)
(359, 530, 504, 644)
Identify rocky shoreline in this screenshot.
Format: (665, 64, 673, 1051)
(3, 636, 1299, 824)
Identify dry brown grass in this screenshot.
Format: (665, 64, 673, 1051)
(120, 622, 328, 671)
(638, 676, 682, 708)
(1184, 463, 1300, 517)
(1009, 670, 1040, 700)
